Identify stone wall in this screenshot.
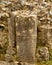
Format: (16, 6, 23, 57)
(0, 0, 52, 65)
(0, 13, 9, 61)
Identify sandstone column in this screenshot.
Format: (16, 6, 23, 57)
(15, 11, 37, 65)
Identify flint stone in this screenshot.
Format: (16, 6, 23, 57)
(38, 24, 52, 49)
(0, 61, 18, 65)
(36, 47, 49, 61)
(0, 13, 9, 52)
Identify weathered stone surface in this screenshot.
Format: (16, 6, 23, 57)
(0, 13, 9, 61)
(8, 13, 15, 48)
(0, 61, 18, 65)
(0, 0, 52, 64)
(47, 29, 52, 49)
(38, 23, 52, 49)
(15, 10, 37, 63)
(37, 2, 52, 49)
(21, 62, 35, 65)
(5, 12, 16, 62)
(36, 47, 49, 61)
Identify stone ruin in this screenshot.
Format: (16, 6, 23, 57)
(0, 0, 52, 65)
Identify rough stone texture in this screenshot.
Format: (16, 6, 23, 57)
(37, 2, 52, 49)
(0, 61, 18, 65)
(21, 62, 35, 65)
(36, 47, 49, 61)
(8, 13, 16, 48)
(38, 25, 52, 49)
(5, 12, 16, 62)
(15, 11, 37, 63)
(0, 13, 9, 61)
(0, 61, 35, 65)
(0, 0, 52, 65)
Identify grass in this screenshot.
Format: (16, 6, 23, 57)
(36, 60, 52, 65)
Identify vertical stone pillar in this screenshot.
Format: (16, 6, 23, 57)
(15, 11, 37, 64)
(5, 13, 16, 62)
(8, 13, 15, 48)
